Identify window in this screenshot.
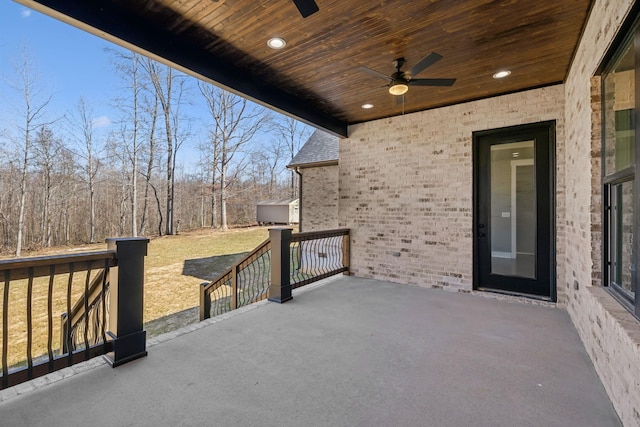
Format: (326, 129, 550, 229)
(603, 21, 639, 319)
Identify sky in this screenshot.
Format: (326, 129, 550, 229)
(0, 1, 305, 170)
(0, 2, 119, 125)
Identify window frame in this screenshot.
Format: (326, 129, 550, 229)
(602, 19, 640, 320)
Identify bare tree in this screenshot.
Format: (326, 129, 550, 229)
(0, 48, 317, 254)
(197, 129, 221, 228)
(6, 48, 54, 255)
(105, 128, 131, 236)
(111, 51, 145, 237)
(55, 148, 79, 245)
(0, 160, 17, 250)
(139, 87, 161, 236)
(71, 98, 102, 243)
(271, 117, 311, 199)
(199, 83, 268, 230)
(33, 126, 65, 247)
(143, 60, 188, 235)
(255, 138, 286, 198)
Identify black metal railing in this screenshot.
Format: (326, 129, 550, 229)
(200, 228, 350, 320)
(0, 237, 149, 390)
(200, 239, 271, 320)
(60, 268, 111, 354)
(1, 252, 115, 390)
(290, 229, 350, 289)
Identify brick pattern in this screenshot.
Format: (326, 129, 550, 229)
(563, 1, 640, 425)
(590, 75, 603, 289)
(300, 165, 339, 232)
(334, 2, 640, 419)
(339, 85, 565, 297)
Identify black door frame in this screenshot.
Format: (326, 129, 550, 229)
(473, 121, 557, 301)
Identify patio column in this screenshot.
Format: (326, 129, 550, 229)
(105, 237, 149, 367)
(268, 228, 293, 303)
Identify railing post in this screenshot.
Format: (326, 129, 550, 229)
(342, 232, 350, 275)
(105, 237, 149, 367)
(268, 228, 293, 303)
(199, 282, 211, 321)
(232, 265, 238, 309)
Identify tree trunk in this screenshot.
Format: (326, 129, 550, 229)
(163, 72, 174, 236)
(220, 146, 228, 231)
(43, 168, 52, 247)
(16, 124, 30, 257)
(200, 178, 205, 228)
(290, 156, 295, 199)
(210, 177, 217, 228)
(130, 57, 139, 237)
(150, 181, 163, 236)
(132, 154, 138, 236)
(64, 205, 70, 244)
(16, 189, 26, 256)
(89, 178, 95, 243)
(140, 174, 150, 235)
(139, 96, 158, 236)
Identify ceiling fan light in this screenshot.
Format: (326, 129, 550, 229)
(389, 83, 408, 96)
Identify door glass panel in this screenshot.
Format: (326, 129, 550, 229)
(490, 141, 536, 278)
(604, 42, 635, 175)
(611, 181, 635, 298)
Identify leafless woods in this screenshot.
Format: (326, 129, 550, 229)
(0, 49, 311, 255)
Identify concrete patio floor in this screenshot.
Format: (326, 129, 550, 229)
(0, 276, 621, 426)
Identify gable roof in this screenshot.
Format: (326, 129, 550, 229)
(288, 130, 339, 169)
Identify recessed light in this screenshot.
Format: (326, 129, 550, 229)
(493, 70, 511, 79)
(267, 37, 286, 49)
(361, 103, 374, 109)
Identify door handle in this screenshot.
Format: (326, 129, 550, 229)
(478, 232, 486, 237)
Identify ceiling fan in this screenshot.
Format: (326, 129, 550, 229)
(292, 0, 319, 18)
(212, 0, 319, 18)
(359, 53, 456, 96)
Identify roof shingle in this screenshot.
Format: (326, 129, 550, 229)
(288, 130, 339, 168)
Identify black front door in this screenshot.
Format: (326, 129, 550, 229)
(473, 122, 555, 300)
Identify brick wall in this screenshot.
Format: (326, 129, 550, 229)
(300, 165, 339, 232)
(339, 85, 565, 297)
(333, 2, 640, 422)
(563, 0, 640, 425)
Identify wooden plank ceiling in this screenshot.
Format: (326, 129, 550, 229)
(20, 0, 592, 137)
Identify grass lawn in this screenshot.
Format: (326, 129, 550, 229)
(1, 226, 276, 368)
(143, 226, 272, 335)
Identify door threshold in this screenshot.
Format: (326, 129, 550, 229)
(477, 287, 553, 302)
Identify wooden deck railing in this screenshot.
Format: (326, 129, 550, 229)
(200, 228, 350, 320)
(0, 238, 149, 390)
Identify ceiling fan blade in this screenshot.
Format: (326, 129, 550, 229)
(358, 66, 392, 81)
(409, 52, 443, 77)
(359, 84, 390, 97)
(292, 0, 319, 18)
(409, 78, 456, 87)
